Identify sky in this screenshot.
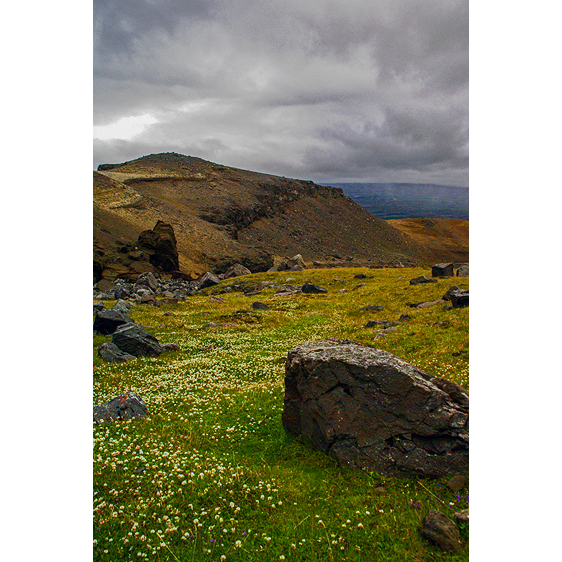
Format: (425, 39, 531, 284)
(93, 0, 469, 186)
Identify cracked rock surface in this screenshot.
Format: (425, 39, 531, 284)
(282, 339, 468, 478)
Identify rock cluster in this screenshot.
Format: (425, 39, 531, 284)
(282, 339, 468, 478)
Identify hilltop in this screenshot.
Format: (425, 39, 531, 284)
(93, 152, 466, 281)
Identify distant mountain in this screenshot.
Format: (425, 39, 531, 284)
(94, 153, 433, 281)
(323, 183, 469, 221)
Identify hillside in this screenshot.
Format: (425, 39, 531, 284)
(388, 218, 469, 265)
(94, 153, 431, 281)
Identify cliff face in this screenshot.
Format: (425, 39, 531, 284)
(93, 152, 428, 280)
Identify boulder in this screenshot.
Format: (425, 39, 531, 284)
(112, 323, 164, 357)
(450, 289, 469, 308)
(301, 283, 328, 294)
(93, 308, 133, 335)
(269, 254, 307, 272)
(456, 265, 469, 277)
(453, 509, 469, 524)
(93, 392, 148, 424)
(137, 220, 179, 272)
(421, 510, 463, 551)
(282, 339, 468, 478)
(135, 271, 159, 292)
(252, 301, 270, 310)
(359, 305, 384, 311)
(97, 342, 136, 363)
(112, 299, 132, 315)
(93, 302, 106, 314)
(410, 276, 437, 285)
(274, 284, 302, 297)
(223, 263, 252, 279)
(196, 272, 221, 291)
(432, 263, 454, 277)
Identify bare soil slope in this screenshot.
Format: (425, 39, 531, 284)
(387, 218, 469, 265)
(94, 153, 432, 279)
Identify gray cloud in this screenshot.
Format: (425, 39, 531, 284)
(94, 0, 468, 185)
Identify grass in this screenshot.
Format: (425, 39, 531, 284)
(93, 267, 469, 560)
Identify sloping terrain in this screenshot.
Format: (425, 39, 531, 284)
(387, 218, 469, 265)
(94, 153, 430, 280)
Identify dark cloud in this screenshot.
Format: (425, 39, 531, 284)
(93, 0, 468, 185)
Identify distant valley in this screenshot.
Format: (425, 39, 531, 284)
(327, 183, 469, 221)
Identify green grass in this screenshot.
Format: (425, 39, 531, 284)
(93, 267, 469, 560)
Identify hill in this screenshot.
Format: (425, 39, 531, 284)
(388, 218, 469, 265)
(94, 153, 431, 281)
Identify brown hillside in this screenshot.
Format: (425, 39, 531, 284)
(387, 218, 469, 265)
(94, 153, 438, 280)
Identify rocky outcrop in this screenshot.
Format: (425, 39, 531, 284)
(93, 308, 133, 335)
(282, 339, 468, 478)
(111, 323, 165, 357)
(137, 220, 179, 272)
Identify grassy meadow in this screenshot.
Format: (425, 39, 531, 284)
(93, 267, 469, 561)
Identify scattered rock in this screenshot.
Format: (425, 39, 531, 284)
(135, 271, 159, 292)
(416, 299, 446, 309)
(410, 276, 437, 285)
(93, 302, 106, 314)
(446, 474, 468, 492)
(432, 321, 451, 328)
(112, 299, 132, 315)
(269, 254, 307, 272)
(359, 305, 384, 311)
(93, 308, 133, 335)
(97, 341, 136, 363)
(93, 392, 148, 424)
(365, 320, 398, 329)
(456, 265, 469, 277)
(112, 323, 164, 357)
(453, 509, 469, 524)
(421, 510, 463, 551)
(399, 314, 412, 321)
(301, 283, 328, 294)
(450, 289, 469, 308)
(354, 274, 367, 279)
(432, 263, 454, 277)
(161, 342, 179, 352)
(252, 302, 270, 310)
(274, 284, 302, 297)
(196, 271, 221, 291)
(442, 286, 460, 301)
(282, 339, 469, 478)
(223, 263, 252, 279)
(209, 296, 226, 303)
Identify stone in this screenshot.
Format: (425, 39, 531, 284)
(456, 265, 469, 277)
(112, 299, 132, 315)
(453, 509, 469, 524)
(399, 314, 411, 321)
(252, 302, 270, 310)
(93, 392, 148, 424)
(196, 272, 221, 291)
(93, 302, 106, 314)
(302, 283, 328, 294)
(354, 274, 367, 279)
(112, 323, 164, 357)
(446, 474, 468, 492)
(223, 263, 252, 279)
(286, 254, 306, 269)
(97, 342, 136, 363)
(359, 305, 384, 311)
(432, 263, 454, 277)
(282, 339, 469, 478)
(209, 296, 226, 303)
(96, 279, 116, 292)
(136, 271, 159, 291)
(93, 308, 133, 335)
(450, 289, 469, 308)
(442, 286, 460, 301)
(274, 284, 302, 297)
(365, 320, 397, 329)
(161, 342, 179, 352)
(416, 299, 446, 309)
(410, 276, 437, 285)
(137, 220, 179, 272)
(421, 510, 463, 551)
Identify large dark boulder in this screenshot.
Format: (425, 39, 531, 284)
(282, 339, 468, 478)
(93, 308, 133, 335)
(196, 271, 221, 291)
(137, 220, 179, 272)
(93, 392, 148, 424)
(432, 263, 454, 277)
(450, 289, 469, 308)
(302, 283, 328, 294)
(111, 323, 164, 357)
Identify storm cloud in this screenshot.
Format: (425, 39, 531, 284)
(93, 0, 468, 185)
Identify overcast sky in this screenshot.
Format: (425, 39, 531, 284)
(93, 0, 468, 186)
